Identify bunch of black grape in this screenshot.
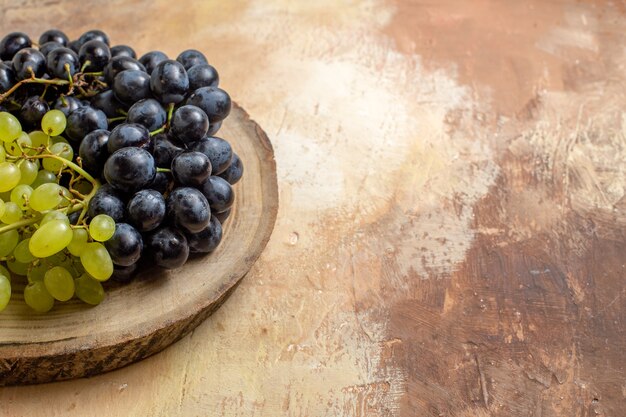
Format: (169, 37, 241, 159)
(0, 29, 243, 284)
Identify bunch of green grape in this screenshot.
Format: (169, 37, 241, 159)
(0, 110, 115, 313)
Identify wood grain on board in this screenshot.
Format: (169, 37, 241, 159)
(0, 0, 625, 416)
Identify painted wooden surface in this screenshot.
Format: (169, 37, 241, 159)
(1, 0, 625, 415)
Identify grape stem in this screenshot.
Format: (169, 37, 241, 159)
(166, 103, 175, 127)
(0, 76, 69, 104)
(150, 126, 166, 136)
(108, 116, 126, 123)
(0, 203, 84, 235)
(157, 168, 171, 173)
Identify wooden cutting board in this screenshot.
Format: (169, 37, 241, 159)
(0, 103, 278, 385)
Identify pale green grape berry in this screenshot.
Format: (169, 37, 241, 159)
(27, 263, 47, 283)
(0, 145, 5, 162)
(18, 160, 38, 185)
(7, 259, 29, 276)
(0, 112, 22, 143)
(40, 210, 70, 226)
(13, 238, 35, 263)
(89, 214, 116, 242)
(58, 186, 72, 208)
(0, 229, 19, 257)
(44, 266, 75, 302)
(0, 202, 22, 224)
(0, 162, 21, 192)
(6, 132, 33, 157)
(42, 110, 67, 137)
(74, 274, 105, 305)
(80, 242, 113, 281)
(43, 142, 73, 172)
(29, 130, 49, 148)
(50, 136, 69, 145)
(29, 183, 63, 212)
(0, 199, 5, 219)
(0, 265, 8, 282)
(29, 219, 73, 258)
(10, 184, 33, 210)
(0, 274, 10, 312)
(24, 281, 54, 313)
(67, 228, 89, 257)
(30, 170, 57, 189)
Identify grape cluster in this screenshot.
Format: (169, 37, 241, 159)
(0, 29, 243, 313)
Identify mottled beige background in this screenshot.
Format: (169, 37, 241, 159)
(1, 1, 625, 416)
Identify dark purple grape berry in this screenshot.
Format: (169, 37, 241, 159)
(0, 32, 32, 61)
(190, 136, 233, 175)
(46, 47, 80, 78)
(147, 226, 189, 269)
(104, 55, 146, 83)
(38, 29, 68, 46)
(12, 48, 46, 80)
(112, 69, 152, 104)
(20, 96, 49, 128)
(39, 41, 64, 57)
(139, 50, 168, 75)
(127, 189, 166, 232)
(78, 39, 111, 72)
(166, 187, 210, 233)
(107, 123, 151, 153)
(186, 216, 222, 253)
(110, 45, 136, 59)
(65, 106, 108, 143)
(78, 29, 110, 47)
(104, 147, 156, 192)
(150, 59, 189, 105)
(79, 129, 110, 176)
(176, 49, 208, 70)
(153, 134, 184, 168)
(186, 86, 231, 123)
(170, 105, 208, 144)
(218, 153, 243, 184)
(171, 151, 211, 187)
(187, 64, 219, 90)
(127, 98, 166, 131)
(104, 223, 143, 266)
(200, 176, 234, 213)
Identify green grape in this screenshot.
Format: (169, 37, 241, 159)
(5, 132, 33, 156)
(73, 179, 93, 196)
(29, 130, 49, 148)
(40, 210, 69, 226)
(0, 229, 19, 257)
(0, 112, 22, 143)
(50, 136, 69, 145)
(24, 281, 54, 312)
(58, 186, 72, 208)
(80, 242, 113, 281)
(74, 274, 105, 305)
(44, 266, 74, 301)
(30, 169, 57, 189)
(27, 263, 47, 283)
(43, 142, 73, 172)
(1, 202, 22, 224)
(0, 145, 5, 162)
(1, 202, 21, 224)
(18, 160, 38, 185)
(89, 214, 116, 242)
(67, 228, 89, 256)
(0, 199, 5, 219)
(29, 219, 73, 258)
(42, 110, 67, 136)
(10, 184, 33, 210)
(29, 183, 63, 212)
(0, 264, 9, 281)
(0, 162, 21, 192)
(0, 274, 10, 312)
(71, 258, 85, 277)
(13, 238, 35, 263)
(7, 259, 29, 276)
